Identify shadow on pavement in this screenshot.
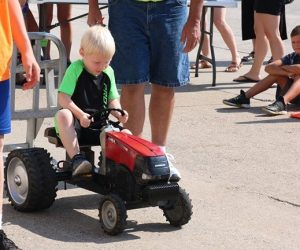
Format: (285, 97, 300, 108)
(236, 117, 298, 125)
(3, 193, 179, 244)
(216, 107, 264, 115)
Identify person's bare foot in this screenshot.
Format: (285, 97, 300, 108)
(225, 60, 243, 72)
(191, 60, 212, 69)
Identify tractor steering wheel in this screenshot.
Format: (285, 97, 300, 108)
(86, 108, 125, 130)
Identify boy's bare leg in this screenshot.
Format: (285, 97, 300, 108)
(245, 74, 279, 99)
(283, 76, 300, 104)
(56, 109, 79, 158)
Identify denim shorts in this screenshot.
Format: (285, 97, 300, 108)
(108, 0, 189, 87)
(0, 79, 11, 135)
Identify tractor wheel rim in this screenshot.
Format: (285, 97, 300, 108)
(102, 201, 117, 230)
(7, 157, 29, 205)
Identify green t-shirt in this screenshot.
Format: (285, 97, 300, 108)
(59, 59, 119, 101)
(55, 59, 120, 133)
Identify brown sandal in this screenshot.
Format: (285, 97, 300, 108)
(191, 60, 212, 69)
(225, 61, 242, 72)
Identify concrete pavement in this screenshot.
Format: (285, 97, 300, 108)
(3, 2, 300, 249)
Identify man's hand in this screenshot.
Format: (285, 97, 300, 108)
(181, 0, 203, 53)
(88, 0, 104, 26)
(181, 19, 201, 53)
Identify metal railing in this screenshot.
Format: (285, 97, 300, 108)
(4, 32, 67, 152)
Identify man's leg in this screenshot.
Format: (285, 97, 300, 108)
(149, 84, 180, 180)
(149, 84, 175, 147)
(26, 8, 38, 32)
(57, 4, 72, 63)
(120, 84, 146, 138)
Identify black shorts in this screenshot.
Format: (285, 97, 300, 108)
(254, 0, 285, 15)
(74, 119, 101, 146)
(74, 119, 124, 146)
(276, 78, 300, 104)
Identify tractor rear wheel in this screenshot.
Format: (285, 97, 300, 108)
(4, 148, 57, 212)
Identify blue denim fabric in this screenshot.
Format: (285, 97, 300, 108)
(0, 79, 11, 135)
(108, 0, 189, 87)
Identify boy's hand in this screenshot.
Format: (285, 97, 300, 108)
(115, 110, 129, 124)
(282, 65, 300, 76)
(79, 113, 92, 128)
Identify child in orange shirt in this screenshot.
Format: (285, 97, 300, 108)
(0, 1, 40, 249)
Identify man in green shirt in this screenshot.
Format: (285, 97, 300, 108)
(87, 0, 203, 180)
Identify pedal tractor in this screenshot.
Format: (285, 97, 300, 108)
(4, 108, 193, 235)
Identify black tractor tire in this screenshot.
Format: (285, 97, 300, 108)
(4, 148, 57, 212)
(98, 194, 127, 235)
(162, 187, 193, 227)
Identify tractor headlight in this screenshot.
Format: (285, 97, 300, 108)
(134, 155, 170, 184)
(141, 173, 153, 180)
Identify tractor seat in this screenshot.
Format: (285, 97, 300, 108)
(44, 127, 100, 148)
(44, 127, 63, 147)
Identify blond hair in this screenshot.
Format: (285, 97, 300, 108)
(80, 25, 115, 58)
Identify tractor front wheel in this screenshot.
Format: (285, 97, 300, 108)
(162, 187, 193, 227)
(98, 194, 127, 235)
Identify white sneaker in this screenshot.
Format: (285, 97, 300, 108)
(166, 153, 181, 181)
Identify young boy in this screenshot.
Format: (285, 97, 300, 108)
(0, 0, 40, 249)
(55, 25, 129, 177)
(223, 25, 300, 115)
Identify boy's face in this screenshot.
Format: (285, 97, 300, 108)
(291, 34, 300, 55)
(80, 48, 111, 76)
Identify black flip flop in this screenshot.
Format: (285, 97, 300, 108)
(233, 75, 259, 83)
